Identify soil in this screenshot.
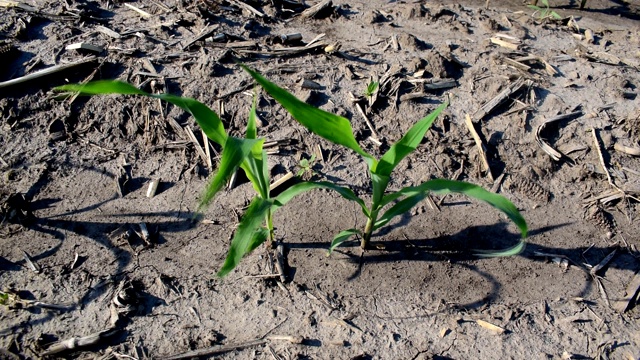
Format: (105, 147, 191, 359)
(1, 0, 640, 359)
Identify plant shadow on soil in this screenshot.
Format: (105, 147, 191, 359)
(284, 217, 637, 310)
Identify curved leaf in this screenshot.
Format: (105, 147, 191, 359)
(200, 137, 262, 210)
(374, 192, 427, 230)
(378, 178, 527, 255)
(418, 179, 527, 238)
(242, 65, 376, 168)
(217, 197, 273, 277)
(475, 241, 526, 258)
(273, 181, 369, 217)
(374, 102, 448, 177)
(55, 80, 228, 146)
(328, 229, 361, 254)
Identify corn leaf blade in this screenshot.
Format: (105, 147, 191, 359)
(55, 80, 228, 146)
(374, 102, 447, 177)
(217, 197, 273, 277)
(242, 65, 376, 167)
(200, 137, 262, 210)
(420, 179, 526, 238)
(273, 181, 369, 218)
(56, 80, 147, 96)
(247, 227, 270, 254)
(374, 192, 427, 230)
(329, 228, 361, 254)
(380, 179, 527, 256)
(246, 94, 258, 140)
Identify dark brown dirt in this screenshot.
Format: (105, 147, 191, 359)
(1, 0, 640, 359)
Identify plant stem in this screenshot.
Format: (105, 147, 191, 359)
(361, 217, 374, 249)
(266, 209, 276, 249)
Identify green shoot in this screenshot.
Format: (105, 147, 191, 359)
(528, 0, 562, 20)
(364, 81, 379, 98)
(296, 154, 317, 179)
(244, 66, 528, 257)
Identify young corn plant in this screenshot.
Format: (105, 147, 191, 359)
(54, 81, 321, 276)
(528, 0, 562, 20)
(364, 80, 379, 99)
(242, 66, 528, 255)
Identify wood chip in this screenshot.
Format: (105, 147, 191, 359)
(476, 319, 505, 334)
(612, 271, 640, 313)
(490, 37, 519, 50)
(95, 25, 121, 39)
(473, 77, 529, 122)
(124, 3, 152, 18)
(464, 114, 493, 181)
(65, 42, 104, 53)
(300, 0, 333, 19)
(146, 179, 159, 198)
(614, 143, 640, 157)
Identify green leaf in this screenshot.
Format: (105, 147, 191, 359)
(527, 5, 542, 11)
(154, 93, 227, 146)
(217, 197, 273, 277)
(550, 11, 562, 19)
(56, 80, 147, 96)
(396, 179, 527, 239)
(55, 80, 228, 146)
(273, 181, 370, 218)
(241, 145, 270, 199)
(374, 192, 427, 230)
(475, 241, 526, 258)
(374, 102, 447, 177)
(242, 65, 377, 168)
(541, 0, 550, 7)
(365, 81, 379, 97)
(200, 137, 262, 210)
(371, 172, 390, 209)
(379, 179, 527, 256)
(247, 227, 270, 254)
(246, 94, 258, 140)
(328, 228, 361, 254)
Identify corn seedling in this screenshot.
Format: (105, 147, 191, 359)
(528, 0, 562, 20)
(243, 66, 528, 256)
(54, 81, 321, 277)
(364, 80, 379, 98)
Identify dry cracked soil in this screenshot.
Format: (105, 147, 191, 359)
(1, 0, 640, 359)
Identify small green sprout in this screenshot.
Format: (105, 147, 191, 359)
(364, 81, 379, 98)
(296, 154, 317, 179)
(528, 0, 562, 20)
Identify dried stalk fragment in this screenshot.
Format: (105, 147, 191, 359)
(41, 328, 119, 356)
(300, 0, 333, 19)
(0, 56, 97, 89)
(464, 114, 493, 181)
(158, 339, 267, 360)
(473, 77, 528, 121)
(535, 111, 583, 161)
